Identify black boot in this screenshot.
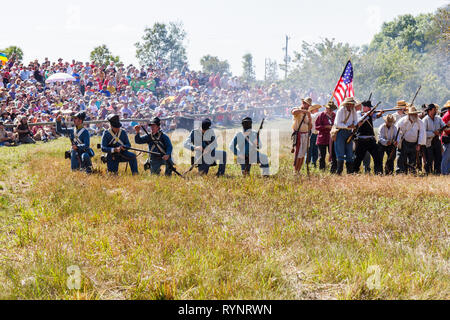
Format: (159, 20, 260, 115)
(346, 162, 354, 174)
(337, 160, 344, 175)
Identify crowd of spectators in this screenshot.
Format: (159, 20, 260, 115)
(0, 54, 321, 146)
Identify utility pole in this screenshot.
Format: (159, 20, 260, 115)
(283, 35, 290, 80)
(264, 58, 267, 82)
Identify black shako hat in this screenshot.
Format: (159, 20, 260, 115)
(107, 114, 122, 128)
(202, 118, 212, 131)
(73, 111, 86, 122)
(149, 117, 161, 126)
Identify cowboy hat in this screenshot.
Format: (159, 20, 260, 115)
(383, 114, 395, 123)
(324, 101, 338, 110)
(308, 104, 321, 112)
(302, 97, 312, 106)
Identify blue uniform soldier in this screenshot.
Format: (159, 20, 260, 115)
(56, 112, 94, 174)
(184, 118, 227, 176)
(229, 117, 269, 176)
(134, 117, 173, 176)
(101, 114, 138, 175)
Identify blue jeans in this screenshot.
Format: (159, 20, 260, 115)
(334, 130, 354, 162)
(441, 143, 450, 175)
(307, 133, 318, 165)
(107, 151, 138, 174)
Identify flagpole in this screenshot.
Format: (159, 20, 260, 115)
(328, 59, 351, 104)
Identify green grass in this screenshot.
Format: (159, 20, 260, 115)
(0, 120, 448, 299)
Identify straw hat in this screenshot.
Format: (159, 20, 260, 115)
(394, 100, 409, 109)
(341, 97, 358, 107)
(302, 97, 312, 106)
(308, 104, 321, 112)
(444, 100, 450, 109)
(406, 106, 421, 115)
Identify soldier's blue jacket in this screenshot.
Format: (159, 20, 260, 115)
(56, 121, 92, 155)
(101, 128, 132, 153)
(135, 130, 172, 159)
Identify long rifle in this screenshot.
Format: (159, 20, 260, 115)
(346, 102, 381, 144)
(139, 125, 184, 178)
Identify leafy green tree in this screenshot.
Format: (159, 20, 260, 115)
(200, 55, 230, 75)
(369, 13, 436, 54)
(90, 45, 120, 65)
(135, 22, 187, 70)
(1, 46, 24, 62)
(241, 53, 256, 82)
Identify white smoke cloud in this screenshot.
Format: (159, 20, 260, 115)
(366, 5, 382, 33)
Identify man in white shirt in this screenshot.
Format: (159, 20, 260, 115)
(395, 106, 426, 174)
(422, 104, 446, 174)
(333, 97, 359, 175)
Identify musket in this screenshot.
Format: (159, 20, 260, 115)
(256, 118, 265, 150)
(346, 102, 381, 144)
(97, 143, 160, 156)
(139, 125, 184, 178)
(410, 85, 422, 108)
(375, 108, 404, 113)
(368, 92, 372, 102)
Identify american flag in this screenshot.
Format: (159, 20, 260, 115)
(332, 60, 354, 106)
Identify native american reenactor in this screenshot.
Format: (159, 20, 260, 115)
(101, 114, 138, 175)
(315, 101, 337, 172)
(422, 104, 446, 175)
(440, 101, 450, 175)
(377, 114, 398, 175)
(395, 106, 426, 174)
(353, 100, 383, 174)
(229, 117, 269, 176)
(333, 97, 359, 175)
(291, 98, 312, 174)
(183, 118, 226, 176)
(134, 117, 173, 176)
(56, 112, 94, 174)
(392, 100, 408, 123)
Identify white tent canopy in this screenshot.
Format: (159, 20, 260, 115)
(45, 73, 76, 83)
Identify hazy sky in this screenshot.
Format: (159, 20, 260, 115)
(2, 0, 447, 79)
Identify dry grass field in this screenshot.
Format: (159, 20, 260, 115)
(0, 119, 448, 299)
